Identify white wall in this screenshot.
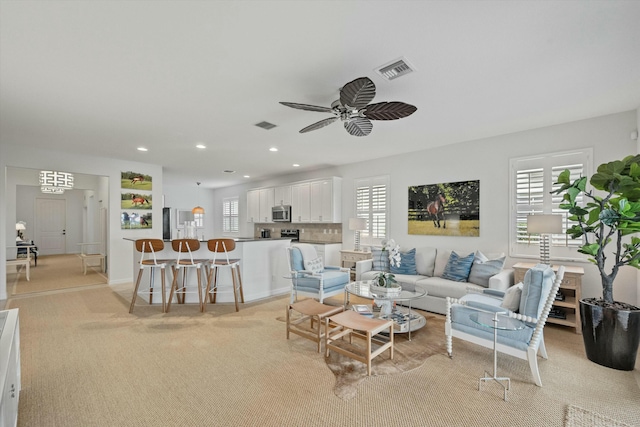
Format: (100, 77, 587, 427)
(214, 110, 639, 305)
(1, 143, 163, 299)
(2, 110, 638, 305)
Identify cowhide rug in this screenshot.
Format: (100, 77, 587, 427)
(325, 315, 446, 400)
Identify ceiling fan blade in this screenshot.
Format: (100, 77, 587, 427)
(280, 102, 333, 113)
(299, 117, 339, 133)
(339, 77, 376, 109)
(344, 117, 372, 137)
(362, 102, 418, 120)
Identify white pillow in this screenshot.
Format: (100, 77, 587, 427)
(304, 257, 324, 274)
(501, 282, 523, 312)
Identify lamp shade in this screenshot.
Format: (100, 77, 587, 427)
(15, 222, 26, 231)
(192, 206, 205, 215)
(349, 218, 367, 231)
(527, 214, 563, 234)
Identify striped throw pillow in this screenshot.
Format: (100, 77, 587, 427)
(390, 248, 417, 275)
(441, 251, 475, 282)
(371, 248, 390, 272)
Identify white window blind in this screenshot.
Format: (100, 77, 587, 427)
(510, 149, 592, 260)
(355, 175, 389, 244)
(222, 197, 239, 233)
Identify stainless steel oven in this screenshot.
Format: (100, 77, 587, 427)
(272, 205, 291, 222)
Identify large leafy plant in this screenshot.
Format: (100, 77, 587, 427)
(553, 154, 640, 307)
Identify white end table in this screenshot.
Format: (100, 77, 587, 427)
(470, 311, 525, 401)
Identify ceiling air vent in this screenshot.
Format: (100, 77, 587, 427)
(375, 57, 416, 81)
(255, 121, 277, 130)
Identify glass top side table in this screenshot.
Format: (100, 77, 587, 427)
(469, 311, 525, 401)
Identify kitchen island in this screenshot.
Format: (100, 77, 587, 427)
(125, 238, 292, 306)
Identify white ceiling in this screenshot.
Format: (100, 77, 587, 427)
(1, 1, 639, 189)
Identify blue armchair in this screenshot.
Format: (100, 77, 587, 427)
(285, 244, 350, 303)
(445, 264, 564, 386)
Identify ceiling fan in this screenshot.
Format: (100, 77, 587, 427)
(280, 76, 417, 137)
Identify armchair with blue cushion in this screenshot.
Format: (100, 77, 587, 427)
(445, 263, 564, 386)
(285, 243, 350, 303)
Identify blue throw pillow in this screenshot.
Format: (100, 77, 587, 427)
(390, 248, 417, 275)
(371, 248, 390, 272)
(441, 251, 475, 282)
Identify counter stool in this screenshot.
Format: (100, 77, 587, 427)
(286, 299, 344, 352)
(167, 239, 206, 312)
(325, 310, 394, 376)
(130, 239, 174, 313)
(204, 239, 245, 312)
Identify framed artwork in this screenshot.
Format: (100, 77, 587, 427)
(408, 180, 479, 236)
(121, 171, 152, 190)
(121, 192, 152, 210)
(121, 211, 152, 229)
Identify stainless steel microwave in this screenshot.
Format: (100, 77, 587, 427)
(272, 205, 291, 222)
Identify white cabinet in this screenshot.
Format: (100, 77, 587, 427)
(259, 188, 274, 223)
(249, 177, 341, 223)
(0, 309, 20, 427)
(274, 185, 292, 206)
(310, 177, 342, 223)
(246, 189, 260, 223)
(291, 182, 310, 223)
(247, 188, 275, 223)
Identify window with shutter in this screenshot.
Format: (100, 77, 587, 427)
(510, 149, 592, 260)
(355, 175, 389, 245)
(223, 197, 239, 233)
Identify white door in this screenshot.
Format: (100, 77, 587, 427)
(36, 198, 67, 255)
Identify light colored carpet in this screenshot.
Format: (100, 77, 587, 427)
(7, 285, 640, 427)
(565, 405, 633, 427)
(325, 315, 446, 400)
(8, 254, 107, 295)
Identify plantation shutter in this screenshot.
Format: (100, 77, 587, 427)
(510, 149, 592, 260)
(223, 198, 239, 233)
(355, 176, 389, 243)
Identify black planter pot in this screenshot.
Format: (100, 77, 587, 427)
(580, 299, 640, 371)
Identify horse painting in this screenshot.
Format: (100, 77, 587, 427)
(131, 176, 145, 185)
(426, 193, 446, 228)
(131, 195, 149, 207)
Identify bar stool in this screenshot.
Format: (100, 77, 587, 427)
(204, 238, 244, 312)
(286, 299, 343, 352)
(325, 310, 394, 376)
(129, 239, 174, 313)
(167, 239, 206, 312)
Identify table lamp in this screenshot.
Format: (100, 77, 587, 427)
(348, 218, 367, 251)
(527, 214, 563, 265)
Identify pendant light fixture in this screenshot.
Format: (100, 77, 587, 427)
(192, 182, 204, 215)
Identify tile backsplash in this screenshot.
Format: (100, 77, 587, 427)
(254, 223, 342, 243)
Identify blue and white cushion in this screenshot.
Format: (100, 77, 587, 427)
(441, 251, 475, 282)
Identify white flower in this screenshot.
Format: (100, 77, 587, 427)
(382, 238, 401, 268)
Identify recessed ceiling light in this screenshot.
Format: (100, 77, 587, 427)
(269, 147, 278, 152)
(243, 175, 250, 178)
(223, 170, 236, 174)
(293, 164, 300, 167)
(137, 147, 148, 152)
(196, 144, 206, 149)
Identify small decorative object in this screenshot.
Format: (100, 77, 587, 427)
(370, 272, 401, 297)
(382, 238, 401, 268)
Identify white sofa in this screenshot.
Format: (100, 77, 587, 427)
(355, 247, 514, 315)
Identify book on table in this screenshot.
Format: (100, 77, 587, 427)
(352, 304, 374, 318)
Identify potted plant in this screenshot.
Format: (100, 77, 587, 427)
(553, 154, 640, 370)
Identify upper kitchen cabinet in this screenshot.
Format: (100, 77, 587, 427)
(274, 185, 292, 206)
(246, 188, 274, 223)
(291, 182, 310, 223)
(310, 177, 342, 223)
